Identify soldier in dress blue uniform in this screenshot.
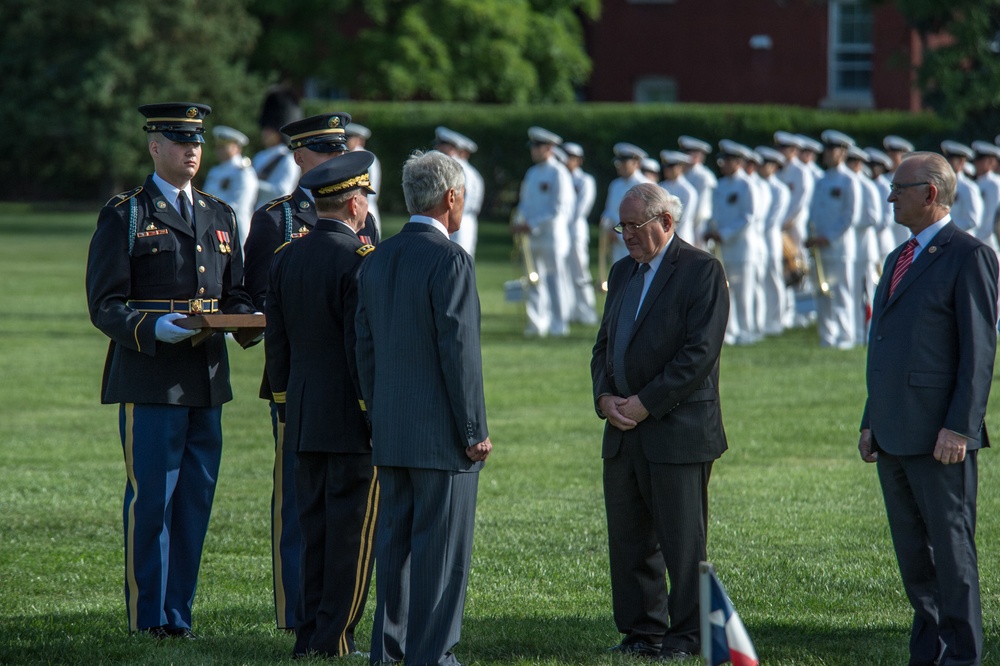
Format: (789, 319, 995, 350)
(85, 102, 256, 639)
(264, 151, 379, 659)
(243, 111, 380, 631)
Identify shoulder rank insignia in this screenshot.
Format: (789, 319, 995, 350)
(110, 186, 142, 207)
(265, 194, 294, 211)
(274, 241, 291, 254)
(356, 244, 375, 257)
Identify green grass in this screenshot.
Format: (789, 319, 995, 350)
(1, 203, 999, 665)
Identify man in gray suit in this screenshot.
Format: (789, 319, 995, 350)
(859, 151, 998, 666)
(591, 183, 729, 660)
(356, 150, 492, 666)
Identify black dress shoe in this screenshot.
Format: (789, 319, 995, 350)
(138, 626, 171, 640)
(166, 627, 197, 640)
(609, 639, 663, 657)
(656, 647, 694, 661)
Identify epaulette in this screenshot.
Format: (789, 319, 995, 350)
(195, 187, 233, 209)
(274, 241, 291, 254)
(109, 186, 142, 207)
(356, 244, 375, 257)
(265, 194, 294, 212)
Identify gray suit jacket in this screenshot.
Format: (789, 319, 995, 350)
(862, 222, 998, 454)
(591, 236, 730, 464)
(356, 222, 488, 472)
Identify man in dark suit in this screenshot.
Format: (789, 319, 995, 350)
(243, 111, 380, 630)
(356, 150, 492, 666)
(591, 182, 730, 660)
(85, 102, 256, 638)
(859, 151, 998, 666)
(264, 151, 380, 659)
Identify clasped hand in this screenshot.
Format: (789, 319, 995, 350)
(599, 394, 649, 431)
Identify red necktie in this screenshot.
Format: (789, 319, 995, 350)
(889, 238, 918, 296)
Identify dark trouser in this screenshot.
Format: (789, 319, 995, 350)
(603, 439, 712, 655)
(293, 451, 378, 657)
(269, 401, 301, 629)
(119, 403, 223, 632)
(371, 466, 479, 666)
(877, 450, 981, 666)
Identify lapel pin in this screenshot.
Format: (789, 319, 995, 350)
(198, 199, 207, 208)
(928, 246, 937, 253)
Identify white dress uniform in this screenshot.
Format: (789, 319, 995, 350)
(777, 157, 814, 245)
(852, 171, 884, 344)
(203, 154, 259, 251)
(762, 173, 790, 335)
(252, 144, 300, 208)
(684, 162, 717, 249)
(364, 151, 383, 235)
(518, 154, 575, 336)
(747, 169, 771, 335)
(977, 171, 1000, 252)
(952, 172, 984, 237)
(450, 158, 483, 258)
(874, 172, 902, 259)
(601, 172, 648, 263)
(809, 162, 861, 349)
(712, 170, 759, 345)
(658, 176, 698, 245)
(567, 163, 598, 325)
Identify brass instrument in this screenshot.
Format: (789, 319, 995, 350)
(781, 231, 807, 287)
(807, 223, 831, 297)
(597, 217, 611, 292)
(504, 208, 539, 303)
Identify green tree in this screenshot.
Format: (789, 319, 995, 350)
(874, 0, 1000, 123)
(249, 0, 600, 103)
(0, 0, 263, 199)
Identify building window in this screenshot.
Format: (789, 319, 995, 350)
(823, 0, 874, 108)
(634, 76, 678, 103)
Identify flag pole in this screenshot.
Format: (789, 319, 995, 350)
(700, 561, 713, 666)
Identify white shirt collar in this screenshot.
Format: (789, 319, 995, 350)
(912, 214, 951, 256)
(152, 172, 193, 208)
(408, 214, 449, 236)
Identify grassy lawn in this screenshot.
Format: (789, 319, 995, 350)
(1, 202, 998, 665)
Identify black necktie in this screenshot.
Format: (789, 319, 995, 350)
(177, 193, 192, 226)
(612, 263, 649, 396)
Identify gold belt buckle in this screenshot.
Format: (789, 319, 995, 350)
(188, 298, 205, 314)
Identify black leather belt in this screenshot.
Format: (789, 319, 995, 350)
(127, 298, 220, 314)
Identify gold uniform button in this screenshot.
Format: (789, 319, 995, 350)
(197, 244, 203, 252)
(198, 287, 206, 295)
(198, 266, 206, 273)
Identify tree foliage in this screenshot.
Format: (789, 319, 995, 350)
(0, 0, 263, 198)
(874, 0, 1000, 123)
(248, 0, 600, 103)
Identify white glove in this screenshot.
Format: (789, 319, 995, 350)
(154, 312, 199, 344)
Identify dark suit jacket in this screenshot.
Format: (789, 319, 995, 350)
(245, 187, 379, 400)
(591, 236, 729, 464)
(264, 219, 371, 454)
(355, 221, 488, 472)
(862, 222, 998, 454)
(86, 176, 255, 406)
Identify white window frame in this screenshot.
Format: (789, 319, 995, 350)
(821, 0, 874, 109)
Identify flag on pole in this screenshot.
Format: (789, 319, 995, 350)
(700, 562, 759, 666)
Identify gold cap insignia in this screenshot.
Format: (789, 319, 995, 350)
(186, 107, 199, 118)
(329, 117, 340, 128)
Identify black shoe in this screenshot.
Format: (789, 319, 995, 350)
(166, 627, 197, 640)
(656, 648, 694, 661)
(138, 626, 171, 640)
(609, 639, 663, 657)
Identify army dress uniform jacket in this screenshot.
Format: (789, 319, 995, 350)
(244, 187, 380, 400)
(86, 175, 256, 406)
(264, 220, 372, 453)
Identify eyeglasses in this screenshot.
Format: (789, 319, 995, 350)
(614, 214, 660, 234)
(889, 181, 929, 193)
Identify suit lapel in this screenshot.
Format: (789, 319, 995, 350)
(633, 238, 680, 332)
(884, 223, 955, 310)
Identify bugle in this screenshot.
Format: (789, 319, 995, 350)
(597, 217, 611, 292)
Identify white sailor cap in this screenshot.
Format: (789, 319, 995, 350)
(435, 126, 477, 153)
(659, 150, 691, 165)
(971, 140, 1000, 159)
(941, 140, 974, 160)
(528, 126, 562, 145)
(718, 139, 754, 161)
(820, 129, 855, 148)
(552, 145, 568, 164)
(846, 145, 869, 162)
(562, 142, 584, 158)
(756, 146, 786, 165)
(613, 142, 648, 160)
(773, 131, 803, 149)
(346, 123, 371, 139)
(641, 157, 661, 174)
(212, 125, 249, 147)
(883, 135, 914, 152)
(796, 135, 823, 153)
(863, 147, 893, 169)
(678, 135, 712, 153)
